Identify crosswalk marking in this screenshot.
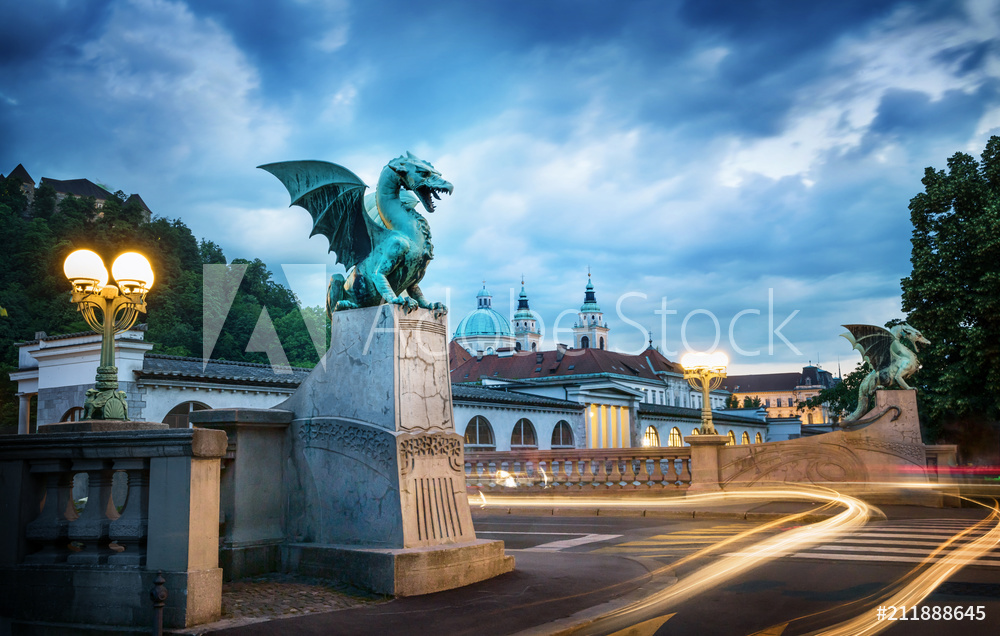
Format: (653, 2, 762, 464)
(724, 519, 1000, 568)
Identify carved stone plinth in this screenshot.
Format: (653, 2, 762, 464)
(278, 305, 513, 594)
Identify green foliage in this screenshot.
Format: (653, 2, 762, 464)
(741, 395, 763, 409)
(724, 393, 741, 409)
(798, 362, 867, 421)
(900, 136, 1000, 458)
(0, 175, 325, 431)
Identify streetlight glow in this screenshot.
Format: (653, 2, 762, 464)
(111, 252, 155, 292)
(63, 249, 109, 291)
(681, 351, 729, 372)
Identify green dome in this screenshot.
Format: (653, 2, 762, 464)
(454, 308, 513, 338)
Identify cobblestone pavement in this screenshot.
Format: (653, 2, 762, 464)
(221, 574, 385, 622)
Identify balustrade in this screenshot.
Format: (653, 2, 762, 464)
(465, 447, 693, 491)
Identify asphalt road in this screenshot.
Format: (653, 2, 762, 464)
(204, 506, 1000, 636)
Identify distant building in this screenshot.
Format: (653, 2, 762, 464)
(448, 277, 768, 450)
(3, 163, 152, 221)
(724, 365, 839, 425)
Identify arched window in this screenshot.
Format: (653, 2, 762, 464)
(741, 431, 750, 445)
(691, 428, 699, 436)
(60, 407, 84, 422)
(668, 427, 682, 447)
(531, 342, 537, 351)
(464, 416, 495, 450)
(726, 430, 736, 446)
(511, 418, 537, 449)
(642, 426, 660, 447)
(807, 412, 814, 424)
(515, 341, 522, 351)
(580, 336, 590, 349)
(599, 337, 605, 350)
(487, 347, 494, 355)
(163, 401, 211, 429)
(755, 432, 763, 443)
(551, 421, 575, 448)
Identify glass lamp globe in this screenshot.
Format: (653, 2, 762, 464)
(63, 249, 109, 290)
(111, 252, 154, 292)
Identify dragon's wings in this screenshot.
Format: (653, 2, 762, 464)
(258, 160, 384, 270)
(841, 324, 894, 371)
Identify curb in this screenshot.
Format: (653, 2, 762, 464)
(472, 507, 843, 522)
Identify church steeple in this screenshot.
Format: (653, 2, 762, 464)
(513, 276, 541, 352)
(573, 271, 609, 350)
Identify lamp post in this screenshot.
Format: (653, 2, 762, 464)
(681, 351, 728, 435)
(64, 249, 154, 421)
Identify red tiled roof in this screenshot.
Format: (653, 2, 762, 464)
(450, 346, 681, 383)
(449, 340, 472, 366)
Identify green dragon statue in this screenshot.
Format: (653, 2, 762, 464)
(259, 152, 453, 319)
(840, 323, 930, 424)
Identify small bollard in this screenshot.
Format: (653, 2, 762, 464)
(150, 571, 167, 636)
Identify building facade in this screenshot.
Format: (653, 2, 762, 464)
(724, 365, 839, 425)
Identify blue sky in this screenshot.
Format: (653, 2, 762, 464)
(3, 0, 998, 373)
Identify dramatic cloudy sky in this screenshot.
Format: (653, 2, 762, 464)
(3, 0, 999, 373)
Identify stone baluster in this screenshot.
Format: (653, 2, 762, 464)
(678, 457, 693, 485)
(649, 457, 665, 486)
(621, 458, 636, 485)
(109, 459, 150, 565)
(664, 457, 680, 486)
(635, 456, 651, 485)
(68, 459, 116, 564)
(595, 456, 610, 485)
(25, 460, 76, 563)
(565, 457, 581, 488)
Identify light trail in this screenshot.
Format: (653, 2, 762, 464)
(486, 485, 1000, 636)
(486, 485, 879, 636)
(803, 497, 1000, 636)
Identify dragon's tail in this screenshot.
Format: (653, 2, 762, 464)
(841, 373, 876, 424)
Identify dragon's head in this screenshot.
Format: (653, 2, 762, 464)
(388, 151, 454, 214)
(892, 323, 931, 351)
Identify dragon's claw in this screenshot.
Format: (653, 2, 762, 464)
(430, 302, 448, 319)
(391, 296, 419, 313)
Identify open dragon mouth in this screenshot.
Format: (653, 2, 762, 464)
(415, 184, 452, 213)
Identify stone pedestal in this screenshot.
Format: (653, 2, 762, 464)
(684, 435, 729, 495)
(277, 305, 513, 595)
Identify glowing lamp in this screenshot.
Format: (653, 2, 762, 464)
(112, 252, 154, 292)
(681, 351, 729, 372)
(63, 249, 109, 291)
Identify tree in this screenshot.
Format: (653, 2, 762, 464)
(741, 395, 763, 409)
(900, 136, 1000, 461)
(724, 393, 741, 409)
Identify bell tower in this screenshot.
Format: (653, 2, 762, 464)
(573, 272, 609, 349)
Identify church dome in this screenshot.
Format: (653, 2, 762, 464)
(454, 284, 513, 339)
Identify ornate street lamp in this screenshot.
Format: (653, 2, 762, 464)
(681, 351, 728, 435)
(64, 249, 154, 420)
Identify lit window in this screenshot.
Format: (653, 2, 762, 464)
(741, 431, 750, 445)
(755, 432, 763, 443)
(668, 427, 682, 447)
(727, 430, 736, 446)
(643, 426, 661, 447)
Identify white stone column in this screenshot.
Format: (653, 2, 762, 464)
(17, 393, 30, 435)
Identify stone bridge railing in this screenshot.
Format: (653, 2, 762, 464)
(465, 447, 693, 491)
(0, 426, 226, 631)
